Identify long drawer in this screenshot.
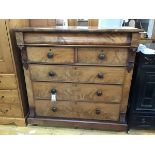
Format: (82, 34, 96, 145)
(35, 100, 120, 121)
(24, 32, 130, 45)
(33, 82, 122, 103)
(0, 74, 17, 89)
(0, 90, 20, 104)
(77, 48, 128, 66)
(30, 64, 125, 84)
(27, 47, 74, 64)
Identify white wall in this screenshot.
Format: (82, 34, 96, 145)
(99, 19, 123, 28)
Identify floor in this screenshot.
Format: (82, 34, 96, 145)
(0, 125, 155, 135)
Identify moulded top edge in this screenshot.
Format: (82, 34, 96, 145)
(13, 26, 143, 33)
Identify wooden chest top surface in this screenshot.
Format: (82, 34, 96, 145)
(14, 26, 142, 33)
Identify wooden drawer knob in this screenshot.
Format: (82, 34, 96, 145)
(51, 107, 57, 112)
(98, 53, 105, 60)
(47, 52, 54, 58)
(96, 90, 102, 96)
(1, 96, 4, 99)
(51, 89, 57, 94)
(49, 72, 56, 77)
(97, 72, 104, 79)
(95, 108, 101, 115)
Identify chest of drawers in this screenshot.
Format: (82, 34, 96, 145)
(15, 27, 141, 131)
(0, 20, 29, 126)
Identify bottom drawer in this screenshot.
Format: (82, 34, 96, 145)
(35, 100, 120, 121)
(0, 104, 22, 117)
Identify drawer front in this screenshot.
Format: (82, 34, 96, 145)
(30, 64, 125, 84)
(0, 90, 20, 104)
(0, 74, 17, 89)
(24, 32, 130, 45)
(33, 82, 122, 103)
(0, 103, 22, 117)
(78, 48, 128, 65)
(35, 100, 120, 121)
(27, 47, 74, 64)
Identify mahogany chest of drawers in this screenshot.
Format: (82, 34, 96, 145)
(15, 27, 141, 131)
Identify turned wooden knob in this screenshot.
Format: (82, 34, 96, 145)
(98, 53, 105, 60)
(95, 108, 101, 115)
(49, 72, 56, 77)
(96, 90, 102, 96)
(51, 89, 57, 94)
(97, 72, 104, 79)
(1, 96, 4, 99)
(51, 107, 57, 112)
(47, 52, 54, 58)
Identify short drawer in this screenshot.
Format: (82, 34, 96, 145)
(35, 100, 120, 121)
(0, 103, 22, 117)
(33, 82, 122, 103)
(30, 64, 125, 84)
(0, 90, 20, 104)
(0, 74, 17, 89)
(27, 47, 74, 64)
(78, 48, 128, 66)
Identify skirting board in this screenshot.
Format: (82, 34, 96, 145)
(28, 117, 127, 131)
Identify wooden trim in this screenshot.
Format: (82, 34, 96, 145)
(131, 32, 141, 47)
(28, 117, 127, 131)
(27, 62, 128, 67)
(15, 32, 24, 46)
(15, 31, 35, 117)
(0, 117, 26, 126)
(20, 44, 131, 48)
(119, 33, 139, 121)
(14, 27, 143, 33)
(126, 47, 137, 72)
(120, 69, 134, 114)
(23, 68, 35, 117)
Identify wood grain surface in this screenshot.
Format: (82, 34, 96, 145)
(35, 100, 120, 121)
(78, 47, 128, 65)
(0, 90, 20, 104)
(24, 32, 131, 45)
(0, 103, 22, 117)
(30, 64, 125, 84)
(33, 82, 122, 103)
(0, 74, 17, 89)
(27, 47, 74, 63)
